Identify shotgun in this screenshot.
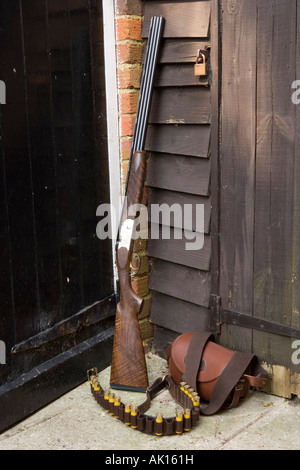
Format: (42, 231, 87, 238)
(110, 16, 165, 392)
(110, 150, 148, 392)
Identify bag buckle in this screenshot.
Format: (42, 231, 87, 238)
(235, 378, 245, 392)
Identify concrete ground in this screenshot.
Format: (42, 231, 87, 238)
(0, 352, 299, 451)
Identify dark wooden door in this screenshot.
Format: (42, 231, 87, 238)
(213, 0, 300, 398)
(0, 0, 115, 432)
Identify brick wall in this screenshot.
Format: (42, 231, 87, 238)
(114, 0, 153, 351)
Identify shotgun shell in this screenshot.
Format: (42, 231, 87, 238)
(93, 380, 100, 392)
(114, 396, 121, 418)
(184, 409, 191, 432)
(180, 382, 187, 391)
(192, 393, 200, 407)
(104, 390, 110, 412)
(155, 413, 164, 436)
(175, 409, 183, 435)
(109, 392, 115, 415)
(131, 406, 138, 429)
(125, 403, 131, 426)
(90, 376, 96, 388)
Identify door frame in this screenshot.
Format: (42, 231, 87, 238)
(102, 0, 122, 292)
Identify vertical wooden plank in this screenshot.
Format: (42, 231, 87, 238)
(53, 0, 86, 318)
(47, 0, 83, 319)
(291, 0, 300, 398)
(0, 3, 16, 383)
(253, 0, 273, 361)
(70, 0, 105, 307)
(220, 0, 257, 353)
(0, 108, 14, 384)
(3, 0, 41, 344)
(22, 0, 63, 331)
(210, 0, 220, 299)
(253, 0, 296, 396)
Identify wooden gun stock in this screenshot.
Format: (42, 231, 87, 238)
(110, 17, 165, 391)
(110, 151, 149, 392)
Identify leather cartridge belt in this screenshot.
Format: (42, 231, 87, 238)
(88, 369, 201, 437)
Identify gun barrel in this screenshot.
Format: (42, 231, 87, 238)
(110, 17, 165, 392)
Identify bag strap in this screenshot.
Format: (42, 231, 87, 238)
(182, 331, 215, 390)
(181, 331, 268, 416)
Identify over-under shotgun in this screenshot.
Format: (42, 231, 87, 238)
(110, 16, 165, 392)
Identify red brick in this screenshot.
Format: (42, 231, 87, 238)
(117, 42, 144, 65)
(120, 114, 136, 137)
(119, 91, 139, 114)
(116, 17, 142, 41)
(117, 66, 142, 89)
(121, 160, 129, 184)
(120, 137, 133, 160)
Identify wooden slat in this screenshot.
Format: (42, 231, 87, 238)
(0, 112, 13, 383)
(253, 0, 296, 380)
(142, 1, 211, 38)
(149, 87, 211, 124)
(146, 152, 211, 196)
(70, 2, 111, 307)
(155, 64, 209, 87)
(159, 39, 210, 63)
(148, 226, 211, 271)
(149, 259, 211, 308)
(219, 0, 257, 354)
(4, 0, 41, 344)
(148, 187, 211, 234)
(51, 1, 84, 318)
(150, 292, 209, 333)
(291, 0, 300, 398)
(210, 0, 221, 296)
(145, 124, 211, 157)
(23, 0, 64, 330)
(47, 0, 86, 15)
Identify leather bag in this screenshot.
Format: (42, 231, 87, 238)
(167, 331, 268, 416)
